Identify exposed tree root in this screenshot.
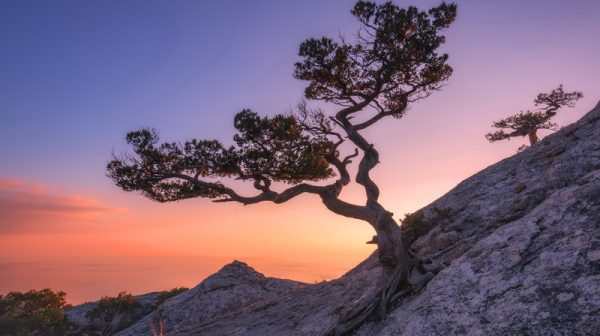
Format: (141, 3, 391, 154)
(324, 222, 436, 336)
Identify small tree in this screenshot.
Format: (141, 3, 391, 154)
(486, 85, 583, 147)
(108, 1, 456, 333)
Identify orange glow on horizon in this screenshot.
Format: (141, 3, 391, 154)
(0, 178, 381, 304)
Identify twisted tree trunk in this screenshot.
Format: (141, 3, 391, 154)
(323, 206, 432, 336)
(318, 108, 436, 335)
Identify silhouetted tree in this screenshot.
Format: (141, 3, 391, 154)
(108, 1, 456, 334)
(486, 85, 583, 148)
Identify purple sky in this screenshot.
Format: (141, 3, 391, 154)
(2, 0, 599, 192)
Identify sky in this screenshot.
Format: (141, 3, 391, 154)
(1, 0, 599, 304)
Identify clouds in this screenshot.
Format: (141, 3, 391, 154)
(0, 179, 123, 233)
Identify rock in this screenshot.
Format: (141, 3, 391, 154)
(362, 169, 600, 335)
(112, 102, 600, 335)
(356, 102, 600, 335)
(114, 260, 304, 336)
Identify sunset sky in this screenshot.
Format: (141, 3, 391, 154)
(1, 0, 599, 304)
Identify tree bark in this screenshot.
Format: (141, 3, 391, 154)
(528, 129, 538, 145)
(324, 207, 432, 336)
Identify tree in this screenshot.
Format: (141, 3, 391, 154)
(486, 85, 583, 148)
(107, 1, 457, 334)
(0, 289, 72, 336)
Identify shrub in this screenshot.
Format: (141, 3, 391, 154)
(400, 207, 455, 242)
(155, 287, 188, 307)
(400, 210, 429, 239)
(85, 291, 141, 335)
(0, 289, 72, 336)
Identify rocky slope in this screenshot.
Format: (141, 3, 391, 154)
(354, 102, 600, 335)
(75, 102, 600, 335)
(115, 260, 304, 336)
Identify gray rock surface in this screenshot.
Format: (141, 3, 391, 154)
(114, 260, 304, 336)
(87, 102, 600, 335)
(361, 101, 600, 335)
(362, 167, 600, 335)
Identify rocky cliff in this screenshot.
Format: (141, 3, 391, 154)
(75, 102, 600, 335)
(357, 101, 600, 335)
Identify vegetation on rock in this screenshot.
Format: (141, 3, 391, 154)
(82, 291, 144, 336)
(155, 287, 188, 307)
(400, 210, 428, 239)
